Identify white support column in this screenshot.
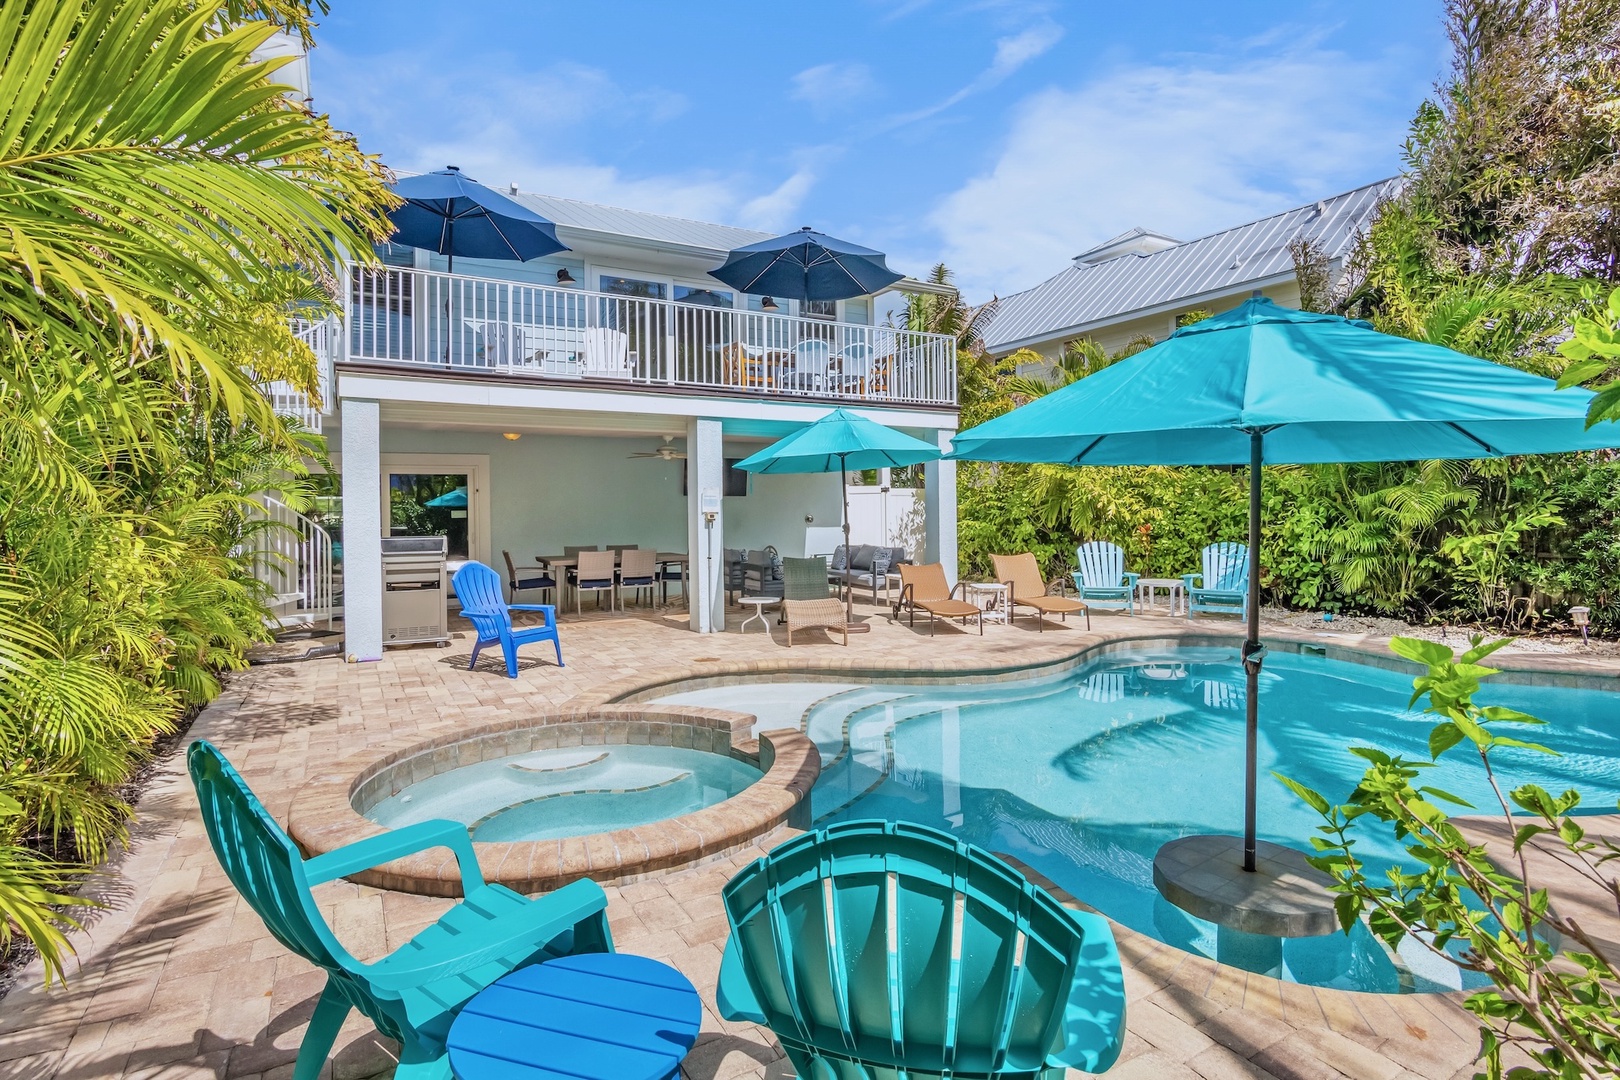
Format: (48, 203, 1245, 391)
(924, 428, 958, 587)
(686, 417, 726, 633)
(341, 398, 384, 661)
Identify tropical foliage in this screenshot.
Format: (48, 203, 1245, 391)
(0, 0, 392, 981)
(1279, 638, 1619, 1080)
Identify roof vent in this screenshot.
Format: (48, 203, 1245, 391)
(1315, 200, 1327, 217)
(509, 183, 519, 195)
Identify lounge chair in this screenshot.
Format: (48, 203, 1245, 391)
(1071, 541, 1138, 615)
(717, 820, 1127, 1079)
(188, 740, 613, 1080)
(894, 562, 982, 635)
(1183, 541, 1249, 620)
(453, 561, 562, 677)
(992, 552, 1090, 631)
(782, 555, 846, 646)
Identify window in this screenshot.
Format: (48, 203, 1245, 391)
(802, 299, 837, 320)
(674, 285, 733, 307)
(598, 275, 667, 300)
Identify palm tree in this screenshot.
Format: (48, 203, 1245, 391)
(0, 0, 393, 981)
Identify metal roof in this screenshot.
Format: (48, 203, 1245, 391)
(506, 191, 775, 254)
(982, 178, 1401, 353)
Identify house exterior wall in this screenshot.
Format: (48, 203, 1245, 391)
(373, 427, 848, 564)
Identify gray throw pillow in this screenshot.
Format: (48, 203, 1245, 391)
(852, 544, 878, 571)
(830, 545, 848, 571)
(871, 548, 891, 577)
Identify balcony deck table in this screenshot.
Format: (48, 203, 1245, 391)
(446, 952, 701, 1080)
(1135, 576, 1185, 616)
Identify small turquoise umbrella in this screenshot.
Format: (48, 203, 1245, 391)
(951, 297, 1620, 873)
(736, 408, 941, 623)
(423, 486, 467, 509)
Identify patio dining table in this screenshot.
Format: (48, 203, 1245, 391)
(537, 551, 690, 608)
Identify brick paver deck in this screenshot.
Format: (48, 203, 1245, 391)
(0, 600, 1600, 1080)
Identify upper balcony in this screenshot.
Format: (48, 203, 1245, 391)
(321, 266, 958, 409)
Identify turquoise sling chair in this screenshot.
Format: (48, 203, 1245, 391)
(453, 560, 563, 678)
(717, 820, 1127, 1079)
(188, 741, 613, 1080)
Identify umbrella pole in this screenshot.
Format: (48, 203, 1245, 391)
(841, 456, 853, 624)
(1243, 430, 1265, 873)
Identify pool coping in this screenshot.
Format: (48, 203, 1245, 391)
(285, 704, 820, 897)
(577, 623, 1620, 707)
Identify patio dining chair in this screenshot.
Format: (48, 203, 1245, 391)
(187, 740, 613, 1080)
(1183, 542, 1248, 620)
(501, 550, 556, 605)
(717, 820, 1126, 1079)
(1071, 541, 1138, 615)
(784, 339, 831, 393)
(570, 549, 618, 613)
(453, 561, 562, 677)
(992, 553, 1090, 631)
(617, 547, 659, 609)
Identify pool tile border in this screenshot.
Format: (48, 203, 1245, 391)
(286, 704, 819, 897)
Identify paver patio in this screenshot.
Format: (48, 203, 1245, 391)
(0, 599, 1606, 1080)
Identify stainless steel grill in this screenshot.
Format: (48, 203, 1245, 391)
(381, 535, 449, 647)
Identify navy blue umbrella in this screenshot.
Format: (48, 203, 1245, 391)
(710, 226, 903, 302)
(388, 167, 568, 272)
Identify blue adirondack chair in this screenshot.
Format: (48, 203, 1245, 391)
(187, 740, 613, 1080)
(716, 820, 1127, 1079)
(453, 561, 562, 678)
(1183, 541, 1249, 619)
(1071, 541, 1139, 614)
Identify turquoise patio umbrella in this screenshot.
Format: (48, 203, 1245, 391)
(735, 408, 941, 623)
(423, 486, 467, 509)
(950, 297, 1620, 872)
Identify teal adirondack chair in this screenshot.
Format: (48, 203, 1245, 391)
(716, 820, 1126, 1079)
(188, 741, 613, 1080)
(1071, 541, 1139, 614)
(1183, 542, 1249, 619)
(453, 561, 562, 678)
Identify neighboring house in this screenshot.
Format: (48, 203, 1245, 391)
(981, 178, 1401, 363)
(277, 189, 960, 659)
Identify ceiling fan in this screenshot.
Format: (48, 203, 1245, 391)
(628, 435, 687, 461)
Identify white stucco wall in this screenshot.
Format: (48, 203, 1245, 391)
(374, 427, 847, 562)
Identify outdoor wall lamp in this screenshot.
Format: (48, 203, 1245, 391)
(556, 268, 577, 285)
(1571, 605, 1591, 644)
(760, 295, 779, 311)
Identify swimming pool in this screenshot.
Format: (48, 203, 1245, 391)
(366, 744, 763, 842)
(651, 646, 1620, 993)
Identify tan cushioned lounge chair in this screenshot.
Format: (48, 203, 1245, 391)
(991, 553, 1089, 632)
(894, 563, 982, 636)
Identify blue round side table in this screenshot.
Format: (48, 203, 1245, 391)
(447, 952, 702, 1080)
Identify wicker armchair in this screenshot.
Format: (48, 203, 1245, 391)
(781, 557, 847, 646)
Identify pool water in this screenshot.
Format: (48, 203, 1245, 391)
(652, 648, 1620, 993)
(366, 744, 762, 842)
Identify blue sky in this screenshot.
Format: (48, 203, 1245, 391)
(311, 1, 1447, 301)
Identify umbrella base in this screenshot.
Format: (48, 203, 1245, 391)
(1152, 834, 1337, 938)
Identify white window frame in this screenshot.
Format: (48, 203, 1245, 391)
(377, 452, 492, 567)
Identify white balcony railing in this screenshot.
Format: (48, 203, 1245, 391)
(335, 266, 957, 407)
(262, 317, 333, 433)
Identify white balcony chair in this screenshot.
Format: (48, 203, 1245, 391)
(785, 339, 831, 393)
(581, 328, 631, 379)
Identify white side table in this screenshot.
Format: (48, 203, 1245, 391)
(738, 596, 779, 633)
(1136, 577, 1185, 616)
(964, 582, 1009, 624)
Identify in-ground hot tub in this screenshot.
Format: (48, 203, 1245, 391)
(287, 706, 818, 897)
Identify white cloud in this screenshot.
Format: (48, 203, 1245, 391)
(888, 19, 1063, 127)
(929, 44, 1413, 299)
(790, 62, 878, 115)
(311, 46, 807, 230)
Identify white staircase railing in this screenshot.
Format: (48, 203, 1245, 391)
(249, 496, 336, 629)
